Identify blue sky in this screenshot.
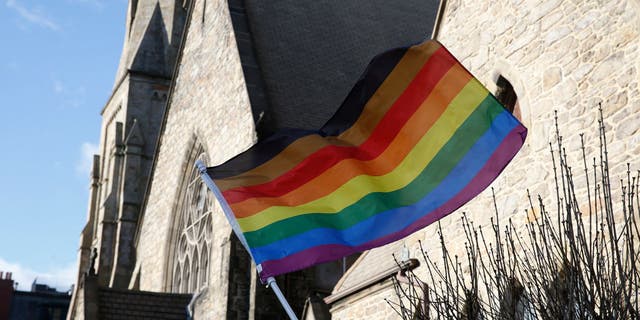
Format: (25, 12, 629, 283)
(0, 0, 127, 291)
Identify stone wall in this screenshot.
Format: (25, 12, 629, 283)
(330, 281, 399, 320)
(134, 0, 256, 317)
(331, 0, 640, 319)
(94, 78, 128, 286)
(424, 0, 640, 266)
(75, 0, 186, 293)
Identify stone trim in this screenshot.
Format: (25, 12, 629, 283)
(324, 258, 418, 304)
(431, 0, 447, 40)
(489, 62, 531, 129)
(132, 0, 196, 253)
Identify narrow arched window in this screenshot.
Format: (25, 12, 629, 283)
(494, 75, 523, 122)
(170, 149, 213, 293)
(495, 75, 518, 113)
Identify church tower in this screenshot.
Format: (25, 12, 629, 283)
(68, 0, 442, 317)
(69, 0, 188, 316)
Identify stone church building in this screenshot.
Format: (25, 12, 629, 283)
(68, 0, 640, 319)
(67, 0, 439, 318)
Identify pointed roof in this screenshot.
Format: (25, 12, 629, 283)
(113, 1, 187, 85)
(130, 3, 168, 77)
(324, 240, 418, 305)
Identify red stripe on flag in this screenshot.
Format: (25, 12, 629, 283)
(223, 47, 457, 205)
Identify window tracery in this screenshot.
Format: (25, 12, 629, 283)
(171, 152, 213, 293)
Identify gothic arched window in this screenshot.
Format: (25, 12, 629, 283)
(171, 151, 213, 293)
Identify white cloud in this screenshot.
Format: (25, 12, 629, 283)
(51, 78, 87, 108)
(0, 257, 76, 292)
(5, 61, 19, 71)
(76, 142, 99, 176)
(53, 80, 64, 94)
(67, 0, 104, 9)
(65, 98, 84, 109)
(5, 0, 61, 31)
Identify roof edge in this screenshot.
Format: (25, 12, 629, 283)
(431, 0, 448, 40)
(324, 258, 419, 305)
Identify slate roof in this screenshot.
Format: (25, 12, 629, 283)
(98, 288, 192, 320)
(238, 0, 441, 132)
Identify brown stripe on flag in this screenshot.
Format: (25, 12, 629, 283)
(215, 41, 443, 192)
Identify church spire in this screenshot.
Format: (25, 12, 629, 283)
(114, 0, 187, 86)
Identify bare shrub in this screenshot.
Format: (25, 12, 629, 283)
(387, 107, 640, 320)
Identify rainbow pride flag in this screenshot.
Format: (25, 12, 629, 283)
(204, 40, 527, 281)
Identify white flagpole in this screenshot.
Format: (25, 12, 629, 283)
(195, 160, 253, 257)
(196, 160, 299, 320)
